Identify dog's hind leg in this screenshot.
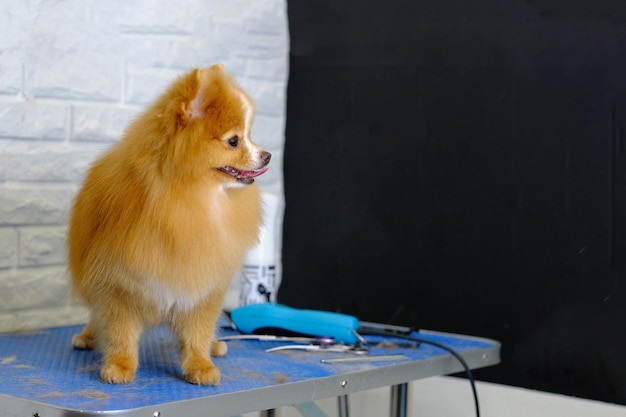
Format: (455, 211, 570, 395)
(71, 318, 98, 350)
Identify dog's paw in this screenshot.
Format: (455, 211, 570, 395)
(100, 359, 136, 384)
(211, 340, 228, 357)
(183, 357, 221, 385)
(71, 332, 96, 350)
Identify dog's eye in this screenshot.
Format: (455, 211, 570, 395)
(228, 136, 239, 148)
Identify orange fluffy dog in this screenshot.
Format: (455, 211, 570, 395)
(68, 64, 271, 385)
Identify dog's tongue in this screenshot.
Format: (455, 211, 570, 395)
(240, 168, 269, 178)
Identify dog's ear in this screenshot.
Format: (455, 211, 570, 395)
(181, 69, 209, 121)
(209, 63, 224, 72)
(181, 65, 226, 122)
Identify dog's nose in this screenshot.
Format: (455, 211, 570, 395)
(260, 151, 272, 166)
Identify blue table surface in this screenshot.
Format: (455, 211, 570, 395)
(0, 316, 496, 413)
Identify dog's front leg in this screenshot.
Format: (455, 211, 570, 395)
(171, 295, 227, 385)
(97, 302, 143, 384)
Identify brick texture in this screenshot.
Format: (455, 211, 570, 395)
(0, 0, 288, 331)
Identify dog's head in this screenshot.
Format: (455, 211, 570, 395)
(160, 64, 271, 187)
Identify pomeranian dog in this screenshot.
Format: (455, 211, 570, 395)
(67, 64, 271, 385)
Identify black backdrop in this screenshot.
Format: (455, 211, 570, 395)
(279, 0, 626, 405)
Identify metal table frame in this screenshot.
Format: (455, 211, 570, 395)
(0, 323, 500, 417)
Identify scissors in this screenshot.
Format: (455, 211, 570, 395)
(219, 333, 368, 354)
(218, 334, 336, 345)
(265, 342, 369, 355)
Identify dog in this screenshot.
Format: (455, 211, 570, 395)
(67, 64, 271, 385)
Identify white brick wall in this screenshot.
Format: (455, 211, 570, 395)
(0, 0, 289, 332)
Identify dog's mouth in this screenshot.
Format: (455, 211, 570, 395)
(218, 166, 269, 185)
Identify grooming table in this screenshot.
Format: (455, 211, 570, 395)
(0, 317, 500, 417)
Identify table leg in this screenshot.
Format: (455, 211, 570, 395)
(390, 383, 409, 417)
(337, 394, 349, 417)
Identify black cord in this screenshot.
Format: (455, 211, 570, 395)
(361, 329, 480, 417)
